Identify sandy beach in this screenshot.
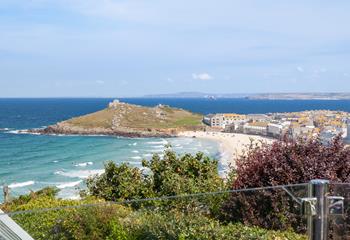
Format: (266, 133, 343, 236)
(178, 131, 274, 172)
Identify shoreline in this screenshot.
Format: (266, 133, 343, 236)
(177, 131, 274, 171)
(9, 127, 275, 169)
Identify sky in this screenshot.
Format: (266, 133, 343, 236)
(1, 0, 350, 97)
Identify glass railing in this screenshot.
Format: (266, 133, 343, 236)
(0, 183, 314, 240)
(328, 182, 350, 239)
(3, 181, 350, 239)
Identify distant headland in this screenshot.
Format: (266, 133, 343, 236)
(144, 92, 350, 100)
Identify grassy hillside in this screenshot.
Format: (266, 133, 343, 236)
(64, 102, 203, 130)
(65, 108, 115, 129)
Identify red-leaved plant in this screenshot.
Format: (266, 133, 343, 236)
(221, 135, 350, 235)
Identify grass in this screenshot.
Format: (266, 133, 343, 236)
(66, 109, 114, 129)
(64, 104, 203, 130)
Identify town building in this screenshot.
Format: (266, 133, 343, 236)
(203, 113, 246, 128)
(247, 114, 268, 122)
(203, 114, 224, 128)
(243, 122, 268, 136)
(267, 123, 283, 137)
(203, 111, 350, 142)
(203, 114, 214, 126)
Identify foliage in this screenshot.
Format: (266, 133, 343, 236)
(221, 136, 350, 232)
(143, 149, 224, 196)
(1, 187, 104, 239)
(86, 162, 153, 202)
(54, 205, 133, 239)
(1, 189, 306, 240)
(127, 210, 306, 240)
(86, 148, 225, 203)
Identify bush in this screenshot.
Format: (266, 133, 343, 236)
(86, 162, 153, 202)
(121, 209, 306, 240)
(56, 205, 133, 239)
(222, 136, 350, 232)
(1, 187, 104, 239)
(2, 189, 307, 240)
(1, 187, 134, 239)
(86, 148, 225, 202)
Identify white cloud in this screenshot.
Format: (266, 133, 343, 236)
(166, 77, 174, 83)
(296, 66, 304, 72)
(192, 72, 213, 81)
(120, 80, 128, 86)
(96, 80, 105, 84)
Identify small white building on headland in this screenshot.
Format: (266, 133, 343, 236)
(108, 99, 121, 108)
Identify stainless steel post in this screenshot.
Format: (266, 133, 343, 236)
(308, 179, 329, 240)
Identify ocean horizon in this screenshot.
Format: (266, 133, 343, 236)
(1, 98, 350, 202)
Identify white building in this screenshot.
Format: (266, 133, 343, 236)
(108, 99, 121, 108)
(267, 123, 283, 137)
(203, 114, 214, 126)
(203, 114, 224, 128)
(203, 113, 246, 128)
(247, 114, 268, 122)
(243, 122, 268, 135)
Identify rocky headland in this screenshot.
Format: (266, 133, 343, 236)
(31, 100, 205, 137)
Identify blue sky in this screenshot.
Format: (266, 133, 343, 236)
(1, 0, 350, 97)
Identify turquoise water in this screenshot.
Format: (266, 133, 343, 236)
(0, 99, 221, 201)
(0, 132, 219, 200)
(1, 98, 350, 201)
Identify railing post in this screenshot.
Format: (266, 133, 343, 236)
(308, 179, 329, 240)
(3, 185, 9, 203)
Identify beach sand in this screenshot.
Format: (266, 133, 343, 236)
(178, 131, 274, 172)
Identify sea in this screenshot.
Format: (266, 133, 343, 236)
(1, 98, 350, 202)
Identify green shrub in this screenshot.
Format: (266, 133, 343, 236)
(1, 188, 306, 240)
(2, 188, 82, 239)
(143, 149, 224, 196)
(86, 148, 225, 204)
(126, 209, 306, 240)
(106, 221, 131, 240)
(4, 188, 134, 239)
(86, 162, 153, 202)
(56, 205, 132, 240)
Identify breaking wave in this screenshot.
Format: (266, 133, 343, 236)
(146, 139, 168, 145)
(56, 180, 83, 189)
(54, 169, 104, 179)
(74, 162, 93, 167)
(8, 181, 35, 189)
